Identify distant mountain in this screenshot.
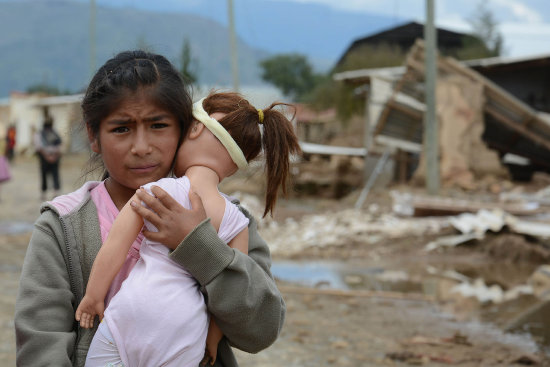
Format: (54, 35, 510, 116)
(0, 0, 405, 98)
(0, 0, 271, 97)
(73, 0, 405, 70)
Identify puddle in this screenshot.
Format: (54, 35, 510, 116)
(0, 221, 34, 235)
(272, 260, 427, 294)
(272, 261, 384, 289)
(272, 259, 550, 354)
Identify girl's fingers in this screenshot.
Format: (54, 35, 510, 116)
(130, 200, 158, 223)
(134, 188, 167, 217)
(150, 185, 181, 212)
(188, 190, 206, 216)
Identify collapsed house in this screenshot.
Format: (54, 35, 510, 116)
(334, 40, 550, 190)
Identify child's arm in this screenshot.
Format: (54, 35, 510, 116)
(204, 228, 249, 365)
(75, 193, 144, 328)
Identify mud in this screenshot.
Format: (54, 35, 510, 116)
(1, 155, 550, 366)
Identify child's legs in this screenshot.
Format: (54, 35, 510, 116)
(39, 156, 48, 192)
(85, 322, 124, 367)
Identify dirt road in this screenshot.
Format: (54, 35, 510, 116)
(1, 155, 548, 366)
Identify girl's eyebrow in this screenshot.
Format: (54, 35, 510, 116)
(143, 114, 170, 122)
(105, 118, 132, 125)
(104, 114, 170, 125)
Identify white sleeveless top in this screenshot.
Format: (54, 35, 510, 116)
(103, 176, 249, 367)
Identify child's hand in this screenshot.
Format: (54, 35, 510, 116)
(206, 343, 217, 366)
(200, 347, 217, 367)
(132, 186, 207, 249)
(202, 319, 222, 366)
(75, 294, 104, 329)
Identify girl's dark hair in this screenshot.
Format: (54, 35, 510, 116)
(202, 91, 302, 217)
(81, 50, 193, 178)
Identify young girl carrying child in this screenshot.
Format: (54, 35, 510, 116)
(75, 91, 301, 367)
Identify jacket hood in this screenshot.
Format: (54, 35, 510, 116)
(40, 181, 101, 216)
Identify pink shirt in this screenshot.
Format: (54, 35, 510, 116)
(90, 181, 144, 307)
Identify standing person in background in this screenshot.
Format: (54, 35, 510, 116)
(5, 124, 16, 162)
(15, 50, 285, 367)
(34, 116, 62, 200)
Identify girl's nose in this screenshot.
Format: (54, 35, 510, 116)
(130, 131, 152, 156)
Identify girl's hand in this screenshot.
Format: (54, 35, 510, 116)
(131, 186, 207, 250)
(75, 294, 104, 329)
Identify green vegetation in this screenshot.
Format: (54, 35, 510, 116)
(26, 83, 73, 96)
(467, 1, 503, 57)
(135, 35, 155, 53)
(179, 38, 198, 85)
(260, 54, 322, 101)
(336, 43, 407, 73)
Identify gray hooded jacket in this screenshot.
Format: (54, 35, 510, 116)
(15, 181, 285, 366)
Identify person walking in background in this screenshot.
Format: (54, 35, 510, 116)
(5, 124, 16, 162)
(34, 116, 62, 200)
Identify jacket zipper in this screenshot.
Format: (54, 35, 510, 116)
(59, 216, 81, 354)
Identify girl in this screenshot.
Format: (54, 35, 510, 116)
(15, 50, 285, 367)
(76, 91, 301, 366)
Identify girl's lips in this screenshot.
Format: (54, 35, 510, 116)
(129, 164, 158, 174)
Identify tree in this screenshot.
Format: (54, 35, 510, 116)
(260, 54, 318, 101)
(468, 1, 503, 57)
(179, 38, 198, 84)
(136, 35, 154, 53)
(26, 83, 71, 96)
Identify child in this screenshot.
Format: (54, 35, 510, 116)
(75, 91, 301, 366)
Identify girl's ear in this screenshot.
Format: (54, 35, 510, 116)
(86, 124, 100, 154)
(188, 121, 206, 139)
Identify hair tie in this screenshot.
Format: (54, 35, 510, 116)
(257, 109, 264, 124)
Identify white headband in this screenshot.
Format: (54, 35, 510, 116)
(192, 98, 248, 170)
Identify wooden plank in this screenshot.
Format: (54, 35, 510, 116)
(386, 98, 424, 119)
(375, 135, 422, 153)
(373, 70, 413, 137)
(414, 39, 545, 126)
(410, 195, 542, 217)
(299, 141, 366, 157)
(485, 105, 550, 151)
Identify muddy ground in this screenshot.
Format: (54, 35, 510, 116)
(1, 155, 549, 366)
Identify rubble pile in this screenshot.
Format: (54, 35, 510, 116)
(234, 191, 448, 256)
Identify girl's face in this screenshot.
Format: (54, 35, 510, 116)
(88, 91, 181, 207)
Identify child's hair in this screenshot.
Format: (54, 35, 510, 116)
(201, 91, 301, 217)
(81, 50, 193, 179)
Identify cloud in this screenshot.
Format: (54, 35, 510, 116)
(276, 0, 550, 57)
(492, 0, 542, 23)
(500, 22, 550, 56)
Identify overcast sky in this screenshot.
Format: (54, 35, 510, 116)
(276, 0, 550, 58)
